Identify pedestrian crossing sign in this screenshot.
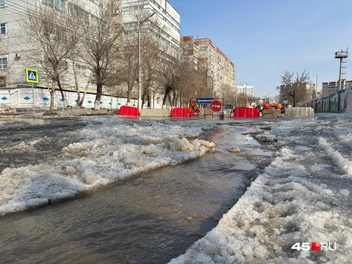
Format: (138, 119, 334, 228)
(188, 100, 200, 113)
(25, 68, 39, 83)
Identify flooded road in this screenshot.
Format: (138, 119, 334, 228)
(0, 118, 271, 263)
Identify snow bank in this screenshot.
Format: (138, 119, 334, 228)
(0, 118, 215, 215)
(170, 146, 352, 263)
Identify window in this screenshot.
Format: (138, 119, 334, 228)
(0, 57, 7, 69)
(0, 23, 6, 34)
(42, 0, 66, 11)
(0, 0, 5, 8)
(0, 76, 5, 87)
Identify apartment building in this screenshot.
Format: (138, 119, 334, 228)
(236, 83, 254, 97)
(180, 36, 198, 70)
(181, 36, 236, 98)
(109, 0, 181, 108)
(321, 80, 352, 97)
(0, 0, 102, 90)
(120, 0, 180, 54)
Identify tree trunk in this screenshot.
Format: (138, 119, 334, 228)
(72, 61, 81, 107)
(126, 86, 131, 105)
(147, 94, 151, 109)
(79, 74, 91, 107)
(57, 78, 65, 106)
(162, 86, 173, 107)
(49, 89, 55, 113)
(162, 92, 168, 107)
(94, 83, 102, 109)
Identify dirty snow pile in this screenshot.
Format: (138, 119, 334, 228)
(0, 118, 215, 215)
(170, 114, 352, 264)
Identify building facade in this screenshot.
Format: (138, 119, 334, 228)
(0, 0, 101, 90)
(181, 36, 236, 99)
(236, 83, 254, 97)
(120, 0, 180, 54)
(279, 82, 316, 106)
(321, 80, 352, 97)
(115, 0, 181, 108)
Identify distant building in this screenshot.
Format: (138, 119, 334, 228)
(236, 83, 254, 97)
(180, 36, 199, 70)
(321, 80, 352, 97)
(279, 82, 316, 105)
(120, 0, 180, 55)
(181, 36, 236, 98)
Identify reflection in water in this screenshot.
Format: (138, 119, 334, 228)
(0, 124, 271, 264)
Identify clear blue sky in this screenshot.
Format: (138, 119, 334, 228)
(168, 0, 352, 98)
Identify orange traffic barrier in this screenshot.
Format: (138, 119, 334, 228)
(171, 107, 195, 118)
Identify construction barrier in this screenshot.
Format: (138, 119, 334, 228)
(171, 107, 195, 118)
(285, 107, 314, 118)
(117, 106, 139, 116)
(233, 107, 260, 118)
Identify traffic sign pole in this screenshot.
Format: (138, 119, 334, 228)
(25, 68, 39, 114)
(32, 83, 35, 113)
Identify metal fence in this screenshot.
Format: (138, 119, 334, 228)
(0, 87, 137, 110)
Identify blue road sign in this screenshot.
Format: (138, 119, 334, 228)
(196, 98, 214, 104)
(25, 68, 39, 83)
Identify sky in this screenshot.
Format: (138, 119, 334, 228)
(168, 0, 352, 98)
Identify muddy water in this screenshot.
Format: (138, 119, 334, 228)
(0, 119, 271, 264)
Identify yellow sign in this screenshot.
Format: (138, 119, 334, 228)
(25, 68, 39, 83)
(188, 100, 200, 113)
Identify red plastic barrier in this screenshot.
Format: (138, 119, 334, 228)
(171, 107, 195, 118)
(117, 106, 140, 116)
(233, 107, 260, 118)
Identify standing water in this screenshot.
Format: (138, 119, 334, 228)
(0, 118, 271, 263)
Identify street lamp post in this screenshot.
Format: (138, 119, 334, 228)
(138, 12, 155, 111)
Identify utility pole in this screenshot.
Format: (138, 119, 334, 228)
(335, 48, 349, 91)
(138, 12, 155, 111)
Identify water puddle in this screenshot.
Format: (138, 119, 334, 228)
(0, 123, 272, 264)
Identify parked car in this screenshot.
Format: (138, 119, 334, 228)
(225, 104, 234, 113)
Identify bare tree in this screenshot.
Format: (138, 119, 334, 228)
(116, 10, 161, 107)
(118, 41, 138, 105)
(179, 67, 208, 106)
(140, 37, 161, 108)
(156, 49, 203, 108)
(236, 93, 249, 107)
(279, 70, 311, 106)
(79, 1, 122, 109)
(72, 60, 92, 107)
(222, 84, 236, 106)
(25, 3, 80, 113)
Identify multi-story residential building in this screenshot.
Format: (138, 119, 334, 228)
(120, 0, 180, 54)
(115, 0, 181, 108)
(180, 36, 236, 98)
(0, 0, 101, 90)
(0, 0, 181, 108)
(236, 83, 254, 97)
(321, 80, 352, 97)
(180, 36, 198, 70)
